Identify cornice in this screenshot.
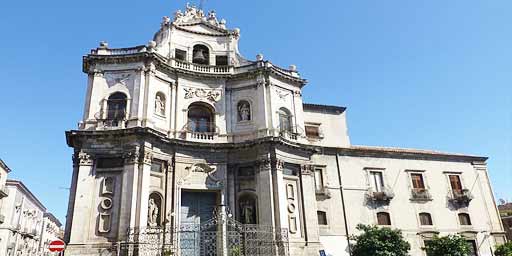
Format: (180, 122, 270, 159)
(83, 52, 307, 85)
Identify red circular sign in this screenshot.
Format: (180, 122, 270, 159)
(49, 240, 65, 252)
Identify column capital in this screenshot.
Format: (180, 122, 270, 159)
(301, 164, 313, 176)
(73, 151, 93, 166)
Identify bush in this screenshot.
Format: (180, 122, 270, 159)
(351, 224, 410, 256)
(495, 241, 512, 256)
(423, 235, 470, 256)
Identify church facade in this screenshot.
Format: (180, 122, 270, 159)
(64, 5, 506, 256)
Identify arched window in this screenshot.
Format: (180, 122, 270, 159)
(192, 44, 210, 65)
(278, 108, 292, 132)
(148, 193, 162, 227)
(187, 103, 214, 133)
(419, 212, 433, 226)
(317, 211, 328, 225)
(458, 213, 472, 226)
(377, 212, 391, 225)
(239, 194, 257, 224)
(106, 92, 127, 121)
(105, 92, 127, 127)
(155, 92, 166, 116)
(237, 100, 251, 121)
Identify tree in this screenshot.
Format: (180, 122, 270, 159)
(495, 241, 512, 256)
(351, 224, 410, 256)
(423, 235, 470, 256)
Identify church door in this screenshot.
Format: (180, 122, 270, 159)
(180, 191, 217, 256)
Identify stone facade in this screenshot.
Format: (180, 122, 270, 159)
(63, 4, 506, 256)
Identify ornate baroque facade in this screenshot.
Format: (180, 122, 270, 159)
(64, 5, 506, 256)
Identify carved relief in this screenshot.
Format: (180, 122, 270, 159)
(184, 87, 221, 102)
(275, 89, 290, 99)
(143, 150, 153, 165)
(98, 213, 111, 233)
(98, 176, 115, 234)
(286, 182, 299, 234)
(101, 177, 115, 196)
(105, 73, 133, 88)
(237, 101, 251, 121)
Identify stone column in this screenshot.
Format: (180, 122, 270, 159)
(300, 164, 320, 243)
(68, 152, 94, 244)
(256, 159, 275, 227)
(137, 148, 152, 227)
(117, 149, 139, 240)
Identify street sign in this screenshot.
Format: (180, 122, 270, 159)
(49, 240, 65, 252)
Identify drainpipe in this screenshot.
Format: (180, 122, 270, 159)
(335, 152, 352, 255)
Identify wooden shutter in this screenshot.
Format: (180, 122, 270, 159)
(411, 174, 425, 189)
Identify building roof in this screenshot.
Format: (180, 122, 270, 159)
(44, 212, 62, 227)
(303, 103, 346, 114)
(0, 158, 12, 173)
(345, 145, 488, 162)
(6, 179, 47, 211)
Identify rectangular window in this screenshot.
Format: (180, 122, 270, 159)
(305, 125, 320, 138)
(466, 240, 478, 256)
(411, 173, 425, 189)
(97, 158, 124, 169)
(449, 175, 463, 192)
(370, 171, 384, 192)
(151, 159, 165, 173)
(314, 169, 324, 191)
(215, 55, 228, 66)
(317, 211, 328, 225)
(175, 49, 186, 61)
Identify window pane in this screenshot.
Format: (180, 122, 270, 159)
(459, 214, 472, 225)
(377, 212, 391, 225)
(305, 126, 320, 138)
(411, 174, 425, 189)
(449, 175, 462, 191)
(317, 211, 328, 225)
(370, 172, 384, 192)
(314, 169, 324, 191)
(420, 213, 433, 225)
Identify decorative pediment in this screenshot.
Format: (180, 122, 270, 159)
(171, 4, 235, 36)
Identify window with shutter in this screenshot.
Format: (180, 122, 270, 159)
(411, 174, 425, 189)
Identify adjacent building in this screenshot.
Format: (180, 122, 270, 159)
(40, 212, 64, 256)
(0, 180, 46, 256)
(498, 203, 512, 240)
(63, 4, 506, 256)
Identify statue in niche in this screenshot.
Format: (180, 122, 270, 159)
(239, 197, 256, 224)
(238, 101, 251, 121)
(148, 198, 159, 227)
(155, 94, 165, 116)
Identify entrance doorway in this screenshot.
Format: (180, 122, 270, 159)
(180, 191, 218, 256)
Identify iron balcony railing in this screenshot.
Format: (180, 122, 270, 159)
(448, 189, 473, 206)
(366, 187, 395, 203)
(411, 188, 433, 201)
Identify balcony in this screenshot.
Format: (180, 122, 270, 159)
(448, 189, 473, 206)
(410, 188, 433, 202)
(96, 118, 127, 130)
(180, 122, 220, 142)
(0, 186, 8, 198)
(366, 187, 395, 203)
(170, 59, 234, 75)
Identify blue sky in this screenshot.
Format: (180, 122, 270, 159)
(0, 0, 510, 224)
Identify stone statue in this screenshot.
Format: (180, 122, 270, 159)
(240, 201, 255, 224)
(238, 102, 251, 121)
(148, 198, 159, 227)
(155, 95, 165, 115)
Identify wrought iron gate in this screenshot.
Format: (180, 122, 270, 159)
(115, 212, 289, 256)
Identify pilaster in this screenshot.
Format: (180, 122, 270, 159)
(256, 159, 274, 227)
